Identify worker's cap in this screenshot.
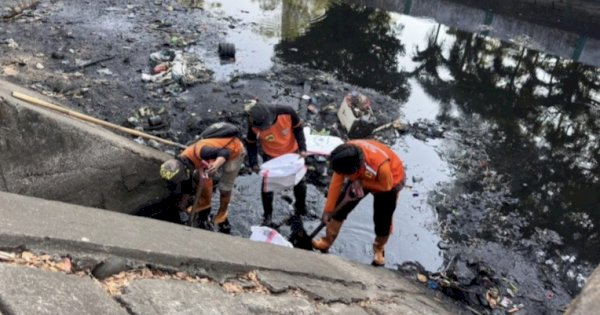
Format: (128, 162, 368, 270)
(159, 159, 190, 184)
(247, 103, 274, 130)
(329, 144, 363, 175)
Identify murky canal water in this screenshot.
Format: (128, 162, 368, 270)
(189, 0, 599, 288)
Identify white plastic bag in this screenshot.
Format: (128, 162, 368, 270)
(249, 226, 293, 248)
(303, 127, 344, 156)
(260, 153, 306, 192)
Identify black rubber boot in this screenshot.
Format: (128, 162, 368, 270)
(178, 210, 190, 225)
(195, 208, 212, 231)
(217, 218, 232, 234)
(293, 179, 307, 216)
(261, 190, 274, 226)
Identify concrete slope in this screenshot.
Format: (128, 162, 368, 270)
(566, 265, 600, 315)
(0, 79, 171, 213)
(0, 191, 466, 315)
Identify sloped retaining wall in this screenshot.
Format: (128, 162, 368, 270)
(0, 80, 171, 213)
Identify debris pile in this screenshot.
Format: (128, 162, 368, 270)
(123, 106, 173, 148)
(410, 119, 445, 140)
(402, 257, 525, 314)
(142, 49, 213, 96)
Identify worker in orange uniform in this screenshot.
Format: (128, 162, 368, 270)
(159, 124, 246, 234)
(313, 140, 405, 266)
(246, 102, 307, 226)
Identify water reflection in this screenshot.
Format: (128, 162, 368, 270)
(411, 29, 600, 263)
(275, 3, 410, 102)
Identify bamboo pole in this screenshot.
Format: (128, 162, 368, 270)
(11, 91, 186, 149)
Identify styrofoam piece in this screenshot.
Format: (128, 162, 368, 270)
(337, 94, 372, 132)
(303, 127, 344, 156)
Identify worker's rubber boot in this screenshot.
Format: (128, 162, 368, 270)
(178, 210, 190, 225)
(312, 219, 343, 253)
(214, 192, 231, 226)
(372, 235, 389, 267)
(217, 218, 232, 234)
(194, 208, 212, 231)
(261, 191, 274, 227)
(293, 180, 307, 216)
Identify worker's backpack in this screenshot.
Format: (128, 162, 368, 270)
(199, 122, 240, 139)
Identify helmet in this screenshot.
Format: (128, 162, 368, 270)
(247, 103, 274, 130)
(330, 144, 363, 175)
(159, 159, 190, 184)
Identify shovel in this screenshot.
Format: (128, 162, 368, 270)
(287, 181, 363, 250)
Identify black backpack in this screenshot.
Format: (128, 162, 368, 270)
(199, 122, 240, 139)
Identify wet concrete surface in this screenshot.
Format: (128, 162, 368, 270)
(1, 1, 599, 314)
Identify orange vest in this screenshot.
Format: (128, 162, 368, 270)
(181, 137, 243, 170)
(252, 115, 298, 158)
(348, 140, 405, 189)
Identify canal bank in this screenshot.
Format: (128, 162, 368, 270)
(1, 0, 599, 314)
(0, 79, 171, 213)
(0, 191, 466, 314)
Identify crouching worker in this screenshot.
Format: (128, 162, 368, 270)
(313, 140, 405, 266)
(159, 122, 246, 234)
(246, 102, 308, 226)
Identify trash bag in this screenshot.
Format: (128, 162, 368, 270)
(260, 153, 306, 192)
(249, 226, 294, 248)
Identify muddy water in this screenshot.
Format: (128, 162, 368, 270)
(189, 0, 600, 296)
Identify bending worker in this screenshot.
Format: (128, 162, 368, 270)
(159, 123, 245, 234)
(246, 102, 307, 226)
(313, 140, 405, 266)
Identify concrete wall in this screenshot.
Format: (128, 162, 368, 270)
(0, 80, 171, 213)
(566, 265, 600, 315)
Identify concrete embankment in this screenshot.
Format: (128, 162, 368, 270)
(0, 191, 465, 314)
(566, 265, 600, 315)
(0, 79, 171, 213)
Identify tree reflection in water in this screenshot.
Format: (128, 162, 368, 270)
(412, 29, 600, 263)
(275, 2, 410, 103)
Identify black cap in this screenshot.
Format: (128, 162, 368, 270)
(330, 144, 362, 174)
(248, 103, 274, 130)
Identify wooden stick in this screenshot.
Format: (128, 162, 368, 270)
(11, 91, 186, 149)
(3, 0, 39, 20)
(69, 55, 116, 72)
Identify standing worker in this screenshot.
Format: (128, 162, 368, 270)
(246, 102, 308, 226)
(159, 122, 246, 234)
(313, 140, 405, 266)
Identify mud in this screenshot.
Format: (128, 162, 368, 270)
(1, 1, 598, 315)
(427, 118, 593, 314)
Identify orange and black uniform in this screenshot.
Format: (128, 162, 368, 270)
(176, 137, 244, 211)
(325, 140, 405, 236)
(181, 137, 244, 172)
(247, 105, 307, 216)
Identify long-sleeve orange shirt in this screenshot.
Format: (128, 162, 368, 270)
(324, 140, 405, 213)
